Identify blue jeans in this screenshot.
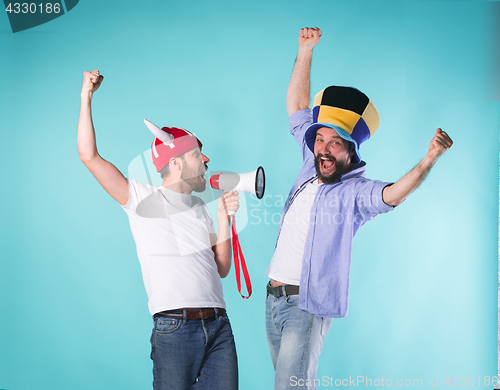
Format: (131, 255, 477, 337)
(150, 311, 238, 390)
(266, 292, 332, 390)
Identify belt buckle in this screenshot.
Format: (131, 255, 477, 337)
(267, 282, 289, 298)
(268, 285, 281, 298)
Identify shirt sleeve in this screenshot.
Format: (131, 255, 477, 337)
(355, 179, 395, 220)
(289, 109, 314, 161)
(122, 179, 154, 215)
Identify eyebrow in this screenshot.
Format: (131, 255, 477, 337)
(316, 133, 342, 139)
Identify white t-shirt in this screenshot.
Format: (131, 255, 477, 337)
(266, 179, 320, 285)
(122, 179, 225, 315)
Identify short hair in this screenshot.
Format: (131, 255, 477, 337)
(160, 163, 171, 179)
(159, 154, 186, 179)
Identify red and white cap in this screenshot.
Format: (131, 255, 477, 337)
(144, 119, 203, 172)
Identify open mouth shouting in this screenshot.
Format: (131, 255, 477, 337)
(319, 155, 336, 175)
(200, 164, 208, 182)
(314, 153, 345, 184)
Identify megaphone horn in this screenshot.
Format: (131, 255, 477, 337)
(210, 166, 265, 199)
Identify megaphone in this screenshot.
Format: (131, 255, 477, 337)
(209, 167, 265, 300)
(210, 166, 265, 199)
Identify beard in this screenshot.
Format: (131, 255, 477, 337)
(181, 163, 207, 193)
(314, 153, 348, 184)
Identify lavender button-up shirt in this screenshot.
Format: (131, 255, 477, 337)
(276, 109, 395, 318)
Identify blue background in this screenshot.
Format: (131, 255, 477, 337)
(0, 0, 498, 389)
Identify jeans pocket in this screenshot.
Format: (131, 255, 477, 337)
(218, 313, 230, 323)
(321, 317, 333, 338)
(154, 317, 182, 334)
(285, 294, 299, 306)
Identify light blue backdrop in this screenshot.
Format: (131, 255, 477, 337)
(0, 1, 498, 389)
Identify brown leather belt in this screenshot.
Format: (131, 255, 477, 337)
(267, 282, 300, 298)
(153, 308, 226, 320)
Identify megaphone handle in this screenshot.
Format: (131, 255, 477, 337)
(221, 191, 236, 216)
(231, 215, 252, 299)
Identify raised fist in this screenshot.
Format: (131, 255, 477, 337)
(427, 128, 453, 161)
(298, 27, 322, 50)
(81, 70, 104, 96)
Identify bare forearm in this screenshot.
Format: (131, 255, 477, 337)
(76, 70, 129, 205)
(287, 27, 322, 116)
(213, 191, 240, 277)
(78, 92, 99, 163)
(286, 48, 313, 115)
(213, 215, 232, 278)
(383, 155, 436, 206)
(383, 128, 453, 206)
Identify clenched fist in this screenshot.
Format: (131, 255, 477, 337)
(81, 70, 104, 96)
(427, 128, 453, 161)
(298, 27, 322, 51)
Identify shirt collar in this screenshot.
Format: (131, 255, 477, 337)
(339, 161, 367, 182)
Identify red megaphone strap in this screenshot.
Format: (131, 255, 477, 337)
(231, 216, 252, 299)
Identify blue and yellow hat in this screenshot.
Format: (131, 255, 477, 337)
(305, 86, 380, 164)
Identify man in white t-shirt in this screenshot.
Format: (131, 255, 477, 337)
(77, 70, 239, 390)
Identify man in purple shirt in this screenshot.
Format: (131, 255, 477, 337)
(265, 27, 453, 390)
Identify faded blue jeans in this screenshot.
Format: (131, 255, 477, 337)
(150, 311, 238, 390)
(266, 292, 332, 390)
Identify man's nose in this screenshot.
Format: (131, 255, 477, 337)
(202, 154, 210, 163)
(318, 143, 330, 155)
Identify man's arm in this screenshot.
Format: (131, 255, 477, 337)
(212, 191, 239, 278)
(382, 128, 453, 206)
(286, 27, 322, 117)
(77, 70, 129, 206)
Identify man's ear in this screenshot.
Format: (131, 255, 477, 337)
(349, 143, 355, 157)
(170, 157, 183, 171)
